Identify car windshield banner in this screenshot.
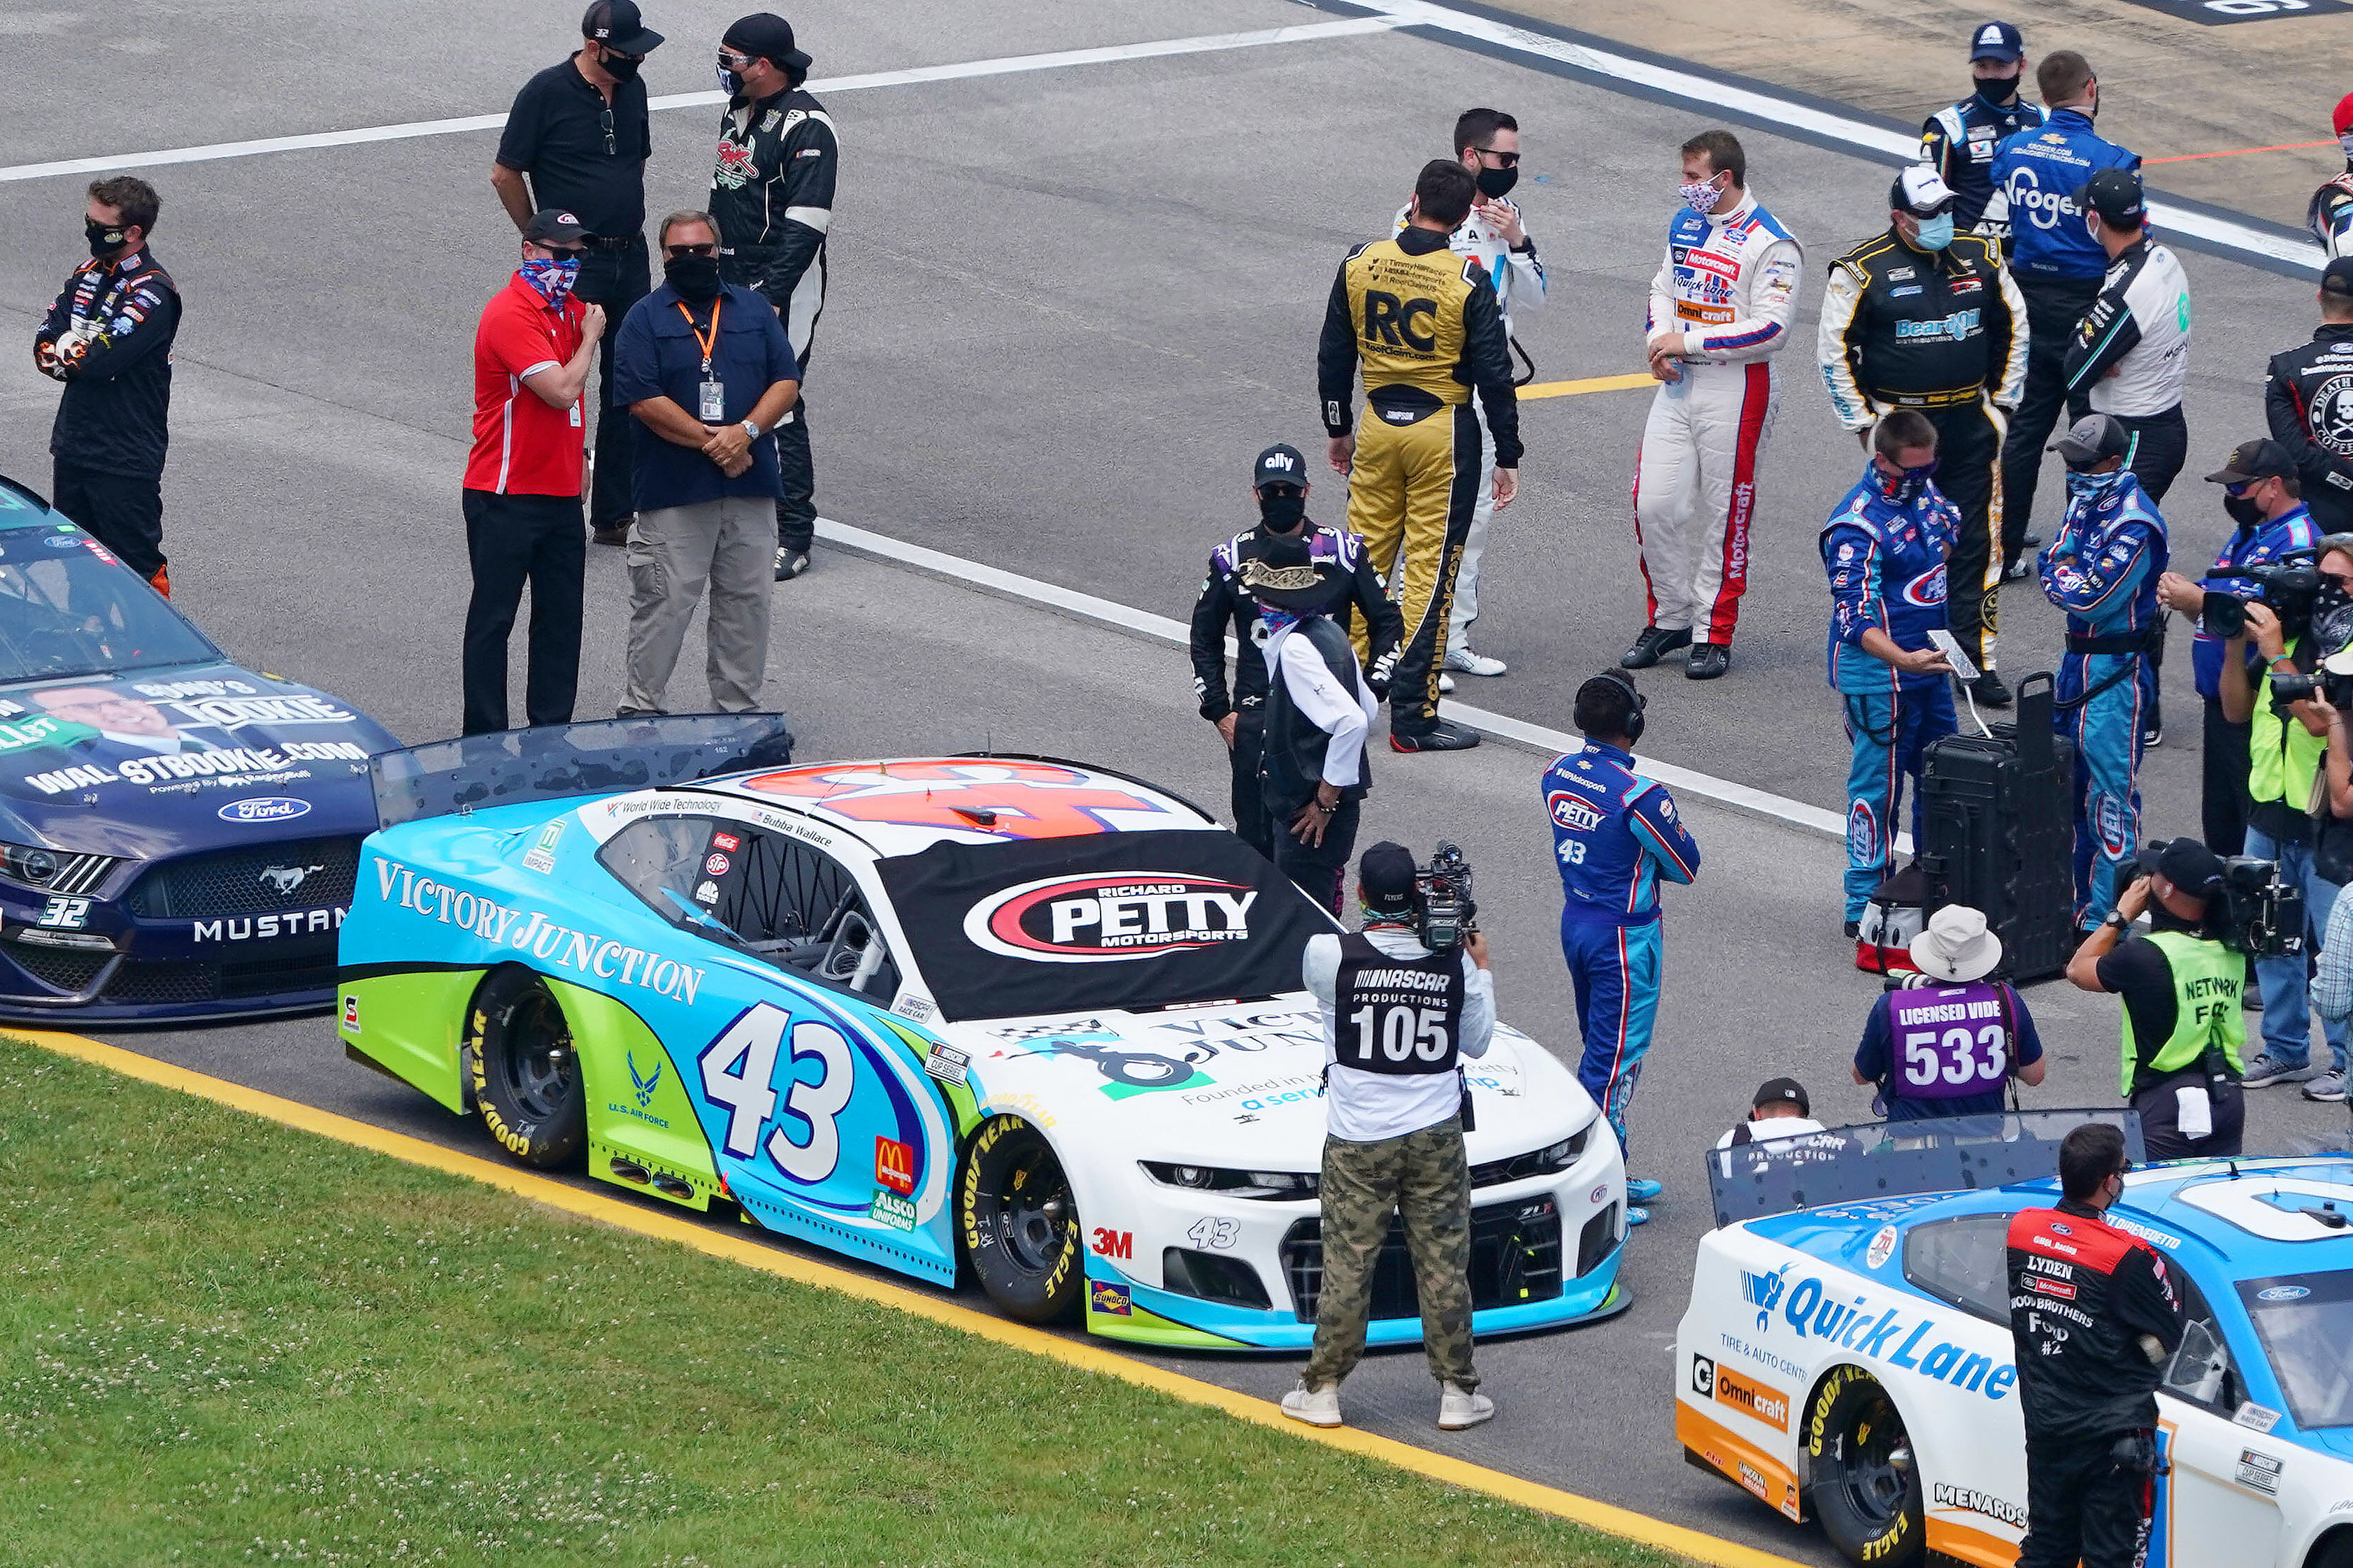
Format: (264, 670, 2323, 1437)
(875, 829, 1333, 1022)
(371, 714, 796, 828)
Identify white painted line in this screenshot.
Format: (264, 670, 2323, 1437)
(814, 517, 1862, 846)
(0, 18, 1405, 185)
(1347, 0, 2327, 275)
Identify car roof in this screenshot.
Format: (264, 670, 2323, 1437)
(700, 755, 1220, 858)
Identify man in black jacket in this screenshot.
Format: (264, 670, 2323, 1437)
(709, 11, 835, 582)
(1192, 445, 1401, 858)
(2006, 1121, 2184, 1568)
(2265, 257, 2353, 535)
(34, 176, 179, 595)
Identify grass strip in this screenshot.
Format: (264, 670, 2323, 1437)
(0, 1036, 1693, 1567)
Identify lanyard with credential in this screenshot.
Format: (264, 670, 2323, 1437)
(677, 296, 725, 422)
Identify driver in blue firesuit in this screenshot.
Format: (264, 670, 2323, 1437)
(2040, 412, 2169, 932)
(1823, 408, 1959, 937)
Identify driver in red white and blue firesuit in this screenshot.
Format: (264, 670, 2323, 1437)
(1544, 670, 1701, 1225)
(1824, 410, 1961, 935)
(2040, 413, 2169, 930)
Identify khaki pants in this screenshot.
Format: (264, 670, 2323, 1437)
(1301, 1115, 1476, 1390)
(621, 495, 773, 715)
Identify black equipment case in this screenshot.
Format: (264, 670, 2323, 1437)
(1919, 671, 2078, 983)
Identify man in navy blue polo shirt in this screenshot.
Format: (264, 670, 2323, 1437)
(610, 209, 800, 715)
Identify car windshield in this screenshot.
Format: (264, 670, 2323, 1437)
(0, 531, 215, 682)
(2238, 1269, 2353, 1430)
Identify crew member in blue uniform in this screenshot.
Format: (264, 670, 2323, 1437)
(1544, 670, 1702, 1225)
(1919, 21, 2045, 238)
(2040, 413, 2168, 931)
(1823, 410, 1961, 935)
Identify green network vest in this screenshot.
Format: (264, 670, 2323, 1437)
(2249, 639, 2324, 812)
(2120, 929, 2245, 1095)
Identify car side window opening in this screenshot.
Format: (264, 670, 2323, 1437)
(1902, 1214, 2012, 1324)
(598, 815, 901, 1001)
(2162, 1272, 2242, 1414)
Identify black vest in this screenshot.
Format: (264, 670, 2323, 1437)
(1831, 231, 2006, 406)
(1332, 933, 1466, 1076)
(1260, 616, 1370, 807)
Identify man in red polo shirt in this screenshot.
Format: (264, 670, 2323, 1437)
(463, 208, 606, 735)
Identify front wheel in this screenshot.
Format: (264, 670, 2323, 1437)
(464, 967, 585, 1170)
(1806, 1365, 1922, 1567)
(959, 1116, 1083, 1324)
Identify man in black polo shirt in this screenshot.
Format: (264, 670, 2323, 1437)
(494, 0, 664, 549)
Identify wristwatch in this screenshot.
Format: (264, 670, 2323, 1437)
(739, 418, 761, 440)
(2103, 910, 2133, 935)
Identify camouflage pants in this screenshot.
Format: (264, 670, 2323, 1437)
(1301, 1116, 1477, 1390)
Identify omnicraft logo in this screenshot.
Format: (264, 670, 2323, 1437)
(964, 872, 1257, 963)
(373, 858, 706, 1005)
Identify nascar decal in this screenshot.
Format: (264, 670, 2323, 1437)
(964, 872, 1257, 963)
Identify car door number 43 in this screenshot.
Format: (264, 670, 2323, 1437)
(698, 1003, 855, 1184)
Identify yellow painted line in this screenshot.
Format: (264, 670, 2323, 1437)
(11, 1026, 1808, 1568)
(1521, 372, 1657, 400)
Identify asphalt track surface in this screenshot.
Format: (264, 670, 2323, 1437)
(2, 3, 2350, 1562)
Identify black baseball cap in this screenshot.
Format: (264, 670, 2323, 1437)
(1753, 1077, 1810, 1115)
(2205, 438, 2296, 486)
(1968, 20, 2024, 61)
(2157, 838, 2224, 895)
(2049, 412, 2131, 468)
(2323, 257, 2353, 300)
(582, 0, 664, 55)
(1359, 842, 1419, 914)
(522, 208, 590, 245)
(723, 12, 813, 72)
(1254, 444, 1308, 491)
(2072, 167, 2145, 228)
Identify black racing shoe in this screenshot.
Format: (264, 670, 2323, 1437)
(1843, 920, 1861, 940)
(775, 548, 810, 582)
(1970, 671, 2012, 707)
(2022, 531, 2043, 549)
(1390, 718, 1482, 752)
(1685, 643, 1731, 680)
(1619, 625, 1692, 669)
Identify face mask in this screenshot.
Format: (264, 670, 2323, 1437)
(1911, 213, 1955, 251)
(2340, 131, 2353, 161)
(2224, 494, 2264, 529)
(2086, 215, 2103, 243)
(664, 252, 722, 302)
(1975, 71, 2020, 104)
(1876, 457, 1939, 506)
(717, 64, 744, 96)
(600, 49, 643, 83)
(1257, 489, 1307, 533)
(2066, 466, 2124, 498)
(520, 255, 580, 305)
(1475, 165, 1517, 200)
(85, 219, 128, 258)
(1678, 175, 1725, 213)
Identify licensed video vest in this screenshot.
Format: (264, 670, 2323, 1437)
(1885, 981, 2014, 1099)
(1332, 933, 1466, 1076)
(2121, 929, 2245, 1095)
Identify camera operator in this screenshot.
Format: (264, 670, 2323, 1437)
(1854, 905, 2047, 1121)
(2154, 440, 2319, 856)
(2294, 673, 2353, 1039)
(1285, 842, 1495, 1434)
(2218, 538, 2353, 1100)
(2065, 839, 2246, 1158)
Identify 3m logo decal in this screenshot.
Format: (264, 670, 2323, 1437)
(1089, 1227, 1133, 1260)
(964, 874, 1257, 964)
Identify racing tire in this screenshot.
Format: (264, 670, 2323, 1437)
(2314, 1532, 2353, 1568)
(1805, 1365, 1923, 1568)
(464, 967, 586, 1171)
(959, 1115, 1083, 1325)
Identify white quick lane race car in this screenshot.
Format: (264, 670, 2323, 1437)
(343, 745, 1628, 1348)
(1675, 1114, 2353, 1567)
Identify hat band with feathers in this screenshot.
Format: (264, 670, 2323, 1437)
(1241, 561, 1323, 592)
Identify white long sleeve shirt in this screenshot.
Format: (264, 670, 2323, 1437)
(1303, 925, 1494, 1142)
(1264, 622, 1377, 788)
(1393, 198, 1545, 333)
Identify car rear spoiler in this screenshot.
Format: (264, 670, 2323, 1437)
(1705, 1107, 2147, 1230)
(369, 714, 794, 830)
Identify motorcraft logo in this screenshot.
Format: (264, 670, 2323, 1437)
(1933, 1483, 2025, 1528)
(964, 872, 1257, 964)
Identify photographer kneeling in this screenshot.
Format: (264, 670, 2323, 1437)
(2066, 839, 2246, 1159)
(1285, 842, 1494, 1434)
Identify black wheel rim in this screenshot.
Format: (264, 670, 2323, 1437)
(992, 1142, 1073, 1276)
(499, 986, 575, 1120)
(1834, 1390, 1912, 1529)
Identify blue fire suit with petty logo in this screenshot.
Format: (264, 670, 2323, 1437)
(1544, 741, 1702, 1155)
(2040, 468, 2168, 928)
(1824, 463, 1961, 923)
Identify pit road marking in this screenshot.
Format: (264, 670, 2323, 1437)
(11, 1026, 1810, 1568)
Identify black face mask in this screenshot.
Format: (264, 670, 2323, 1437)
(1257, 489, 1307, 533)
(85, 219, 128, 258)
(1975, 71, 2021, 105)
(664, 253, 722, 302)
(2224, 494, 2264, 530)
(600, 49, 643, 83)
(1475, 165, 1517, 200)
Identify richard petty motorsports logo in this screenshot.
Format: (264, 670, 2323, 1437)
(964, 872, 1257, 964)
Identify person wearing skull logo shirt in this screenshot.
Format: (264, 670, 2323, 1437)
(2265, 258, 2353, 536)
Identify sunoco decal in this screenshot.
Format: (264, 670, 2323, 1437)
(963, 872, 1257, 963)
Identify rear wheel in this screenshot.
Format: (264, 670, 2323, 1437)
(1806, 1365, 1922, 1567)
(959, 1116, 1083, 1323)
(464, 967, 585, 1170)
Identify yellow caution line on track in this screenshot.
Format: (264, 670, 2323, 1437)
(13, 1026, 1808, 1568)
(1521, 372, 1657, 400)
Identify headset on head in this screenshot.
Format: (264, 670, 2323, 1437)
(1582, 668, 1646, 745)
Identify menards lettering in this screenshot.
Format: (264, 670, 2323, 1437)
(374, 857, 706, 1005)
(24, 740, 370, 795)
(1933, 1483, 2026, 1528)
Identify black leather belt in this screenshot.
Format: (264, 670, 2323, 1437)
(582, 234, 640, 251)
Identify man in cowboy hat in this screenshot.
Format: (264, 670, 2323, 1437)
(1853, 904, 2047, 1121)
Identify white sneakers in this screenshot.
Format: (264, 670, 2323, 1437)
(1280, 1381, 1342, 1427)
(1444, 647, 1508, 677)
(1438, 1381, 1494, 1430)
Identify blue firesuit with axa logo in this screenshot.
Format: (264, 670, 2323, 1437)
(1544, 742, 1701, 1164)
(1823, 462, 1961, 923)
(2040, 468, 2168, 928)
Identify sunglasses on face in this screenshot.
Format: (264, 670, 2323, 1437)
(717, 50, 755, 69)
(1473, 148, 1521, 166)
(2226, 482, 2254, 497)
(664, 242, 717, 257)
(541, 246, 587, 261)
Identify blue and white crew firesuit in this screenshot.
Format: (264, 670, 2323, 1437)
(1823, 462, 1962, 924)
(2040, 467, 2168, 928)
(1544, 741, 1701, 1157)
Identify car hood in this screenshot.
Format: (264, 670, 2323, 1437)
(0, 662, 398, 859)
(936, 997, 1590, 1169)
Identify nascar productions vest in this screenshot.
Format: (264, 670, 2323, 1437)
(1333, 933, 1467, 1076)
(1339, 235, 1480, 413)
(2121, 929, 2245, 1095)
(1259, 615, 1370, 808)
(1886, 981, 2013, 1099)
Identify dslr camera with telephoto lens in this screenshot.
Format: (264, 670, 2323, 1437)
(1415, 841, 1478, 951)
(2133, 838, 2303, 958)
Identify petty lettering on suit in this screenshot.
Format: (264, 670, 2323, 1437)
(1544, 740, 1701, 1153)
(1635, 190, 1801, 649)
(1822, 466, 1962, 923)
(2040, 471, 2168, 928)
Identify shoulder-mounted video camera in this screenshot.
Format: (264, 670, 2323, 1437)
(2133, 838, 2303, 958)
(2209, 542, 2353, 657)
(1417, 842, 1478, 951)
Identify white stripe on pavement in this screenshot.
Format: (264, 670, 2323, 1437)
(0, 17, 1406, 185)
(813, 517, 1859, 845)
